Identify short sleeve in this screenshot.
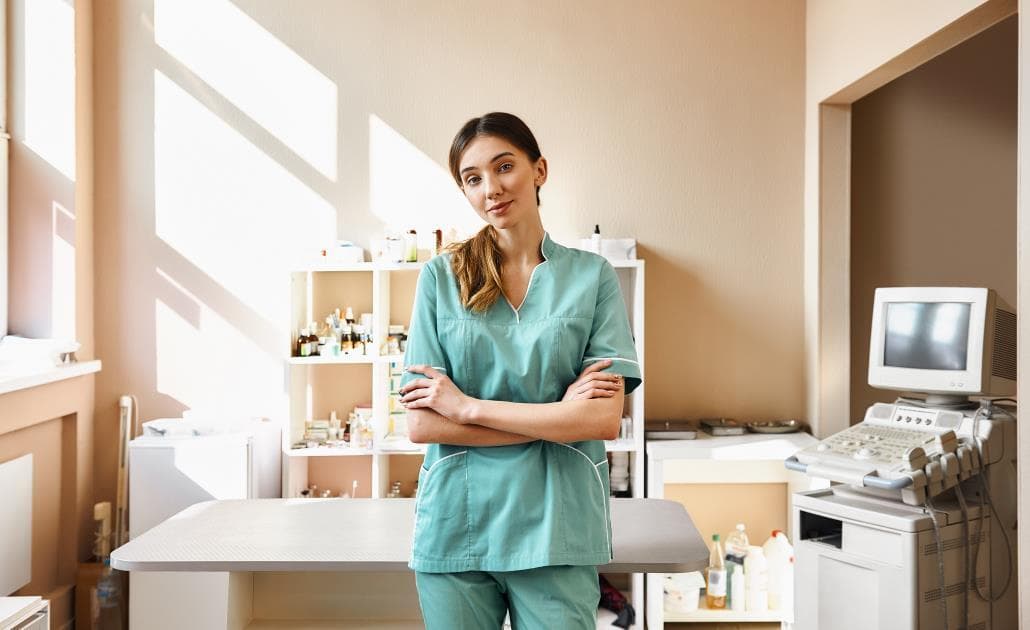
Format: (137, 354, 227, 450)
(401, 263, 450, 389)
(582, 262, 642, 394)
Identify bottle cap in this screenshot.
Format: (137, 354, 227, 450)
(736, 523, 746, 531)
(712, 533, 720, 541)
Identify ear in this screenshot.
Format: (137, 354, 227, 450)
(534, 157, 548, 186)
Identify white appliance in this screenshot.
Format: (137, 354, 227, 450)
(128, 417, 280, 539)
(786, 286, 1017, 630)
(789, 405, 1016, 630)
(0, 597, 49, 630)
(0, 455, 32, 596)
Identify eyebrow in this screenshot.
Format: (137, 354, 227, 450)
(459, 152, 515, 176)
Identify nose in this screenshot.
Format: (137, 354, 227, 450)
(484, 173, 503, 200)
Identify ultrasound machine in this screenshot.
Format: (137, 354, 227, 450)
(785, 287, 1017, 630)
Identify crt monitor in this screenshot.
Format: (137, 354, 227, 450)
(867, 287, 1016, 398)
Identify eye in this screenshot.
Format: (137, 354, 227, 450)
(498, 162, 513, 173)
(465, 175, 481, 186)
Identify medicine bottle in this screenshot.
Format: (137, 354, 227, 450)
(340, 325, 353, 354)
(404, 229, 418, 262)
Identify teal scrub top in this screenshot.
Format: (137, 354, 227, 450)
(401, 233, 642, 573)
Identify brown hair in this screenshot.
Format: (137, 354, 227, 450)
(447, 112, 544, 313)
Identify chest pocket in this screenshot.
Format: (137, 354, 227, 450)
(440, 317, 562, 403)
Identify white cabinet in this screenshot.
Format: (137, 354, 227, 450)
(645, 432, 828, 628)
(283, 257, 647, 623)
(0, 597, 48, 630)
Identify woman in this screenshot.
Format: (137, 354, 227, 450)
(398, 112, 642, 629)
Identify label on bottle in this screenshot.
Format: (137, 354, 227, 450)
(707, 568, 726, 596)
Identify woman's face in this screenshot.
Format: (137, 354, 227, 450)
(457, 135, 547, 230)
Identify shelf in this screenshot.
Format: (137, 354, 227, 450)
(295, 262, 424, 273)
(604, 439, 638, 452)
(287, 355, 375, 365)
(376, 442, 426, 455)
(296, 259, 641, 273)
(0, 359, 102, 396)
(286, 445, 427, 457)
(665, 596, 788, 622)
(287, 354, 405, 365)
(286, 446, 375, 457)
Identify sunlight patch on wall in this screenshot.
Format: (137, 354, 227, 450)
(154, 0, 338, 179)
(369, 114, 483, 239)
(24, 0, 75, 180)
(51, 201, 75, 341)
(155, 270, 284, 419)
(154, 70, 335, 327)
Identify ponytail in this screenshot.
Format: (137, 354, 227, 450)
(448, 225, 503, 313)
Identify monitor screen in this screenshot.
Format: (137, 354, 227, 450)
(883, 302, 971, 370)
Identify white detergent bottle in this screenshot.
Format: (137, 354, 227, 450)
(730, 563, 745, 612)
(743, 545, 769, 612)
(723, 523, 749, 608)
(762, 530, 795, 617)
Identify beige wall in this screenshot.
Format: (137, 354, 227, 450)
(804, 0, 1012, 437)
(91, 0, 806, 506)
(1, 1, 96, 627)
(849, 16, 1017, 422)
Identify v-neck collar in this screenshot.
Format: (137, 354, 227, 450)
(503, 232, 554, 323)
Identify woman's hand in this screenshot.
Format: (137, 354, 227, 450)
(400, 365, 475, 423)
(562, 359, 623, 402)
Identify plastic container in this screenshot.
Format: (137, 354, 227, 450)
(744, 545, 769, 612)
(724, 523, 750, 608)
(664, 572, 705, 613)
(706, 534, 727, 609)
(762, 529, 795, 615)
(730, 563, 745, 611)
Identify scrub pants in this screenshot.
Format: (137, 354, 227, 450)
(415, 565, 599, 630)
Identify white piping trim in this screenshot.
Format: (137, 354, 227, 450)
(582, 356, 641, 367)
(594, 460, 609, 468)
(556, 443, 611, 558)
(422, 449, 468, 477)
(504, 234, 551, 325)
(404, 365, 448, 372)
(412, 449, 468, 552)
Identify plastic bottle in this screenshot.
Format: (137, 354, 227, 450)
(723, 523, 750, 608)
(762, 530, 795, 613)
(404, 229, 418, 262)
(705, 534, 727, 609)
(744, 545, 769, 612)
(94, 558, 124, 629)
(730, 563, 745, 612)
(590, 224, 602, 254)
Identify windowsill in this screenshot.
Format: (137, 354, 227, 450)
(0, 360, 101, 396)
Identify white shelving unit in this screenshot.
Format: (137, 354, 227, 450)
(645, 432, 827, 628)
(284, 257, 646, 626)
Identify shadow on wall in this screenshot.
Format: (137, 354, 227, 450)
(96, 0, 491, 504)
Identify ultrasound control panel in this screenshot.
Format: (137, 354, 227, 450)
(796, 404, 961, 478)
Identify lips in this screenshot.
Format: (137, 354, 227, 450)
(489, 201, 512, 214)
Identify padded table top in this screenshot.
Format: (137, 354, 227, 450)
(112, 498, 707, 573)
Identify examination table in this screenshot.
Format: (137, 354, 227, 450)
(111, 498, 706, 629)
